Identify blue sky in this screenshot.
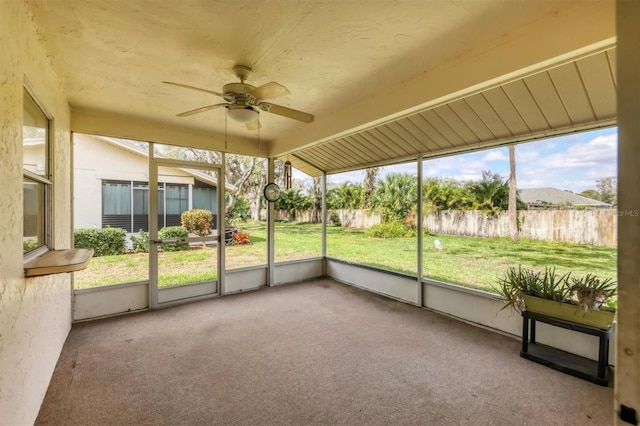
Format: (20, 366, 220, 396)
(317, 127, 618, 194)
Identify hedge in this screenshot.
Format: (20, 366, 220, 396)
(130, 230, 149, 253)
(158, 226, 189, 251)
(74, 227, 126, 256)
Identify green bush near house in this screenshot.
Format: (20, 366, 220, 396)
(74, 227, 127, 256)
(130, 230, 149, 253)
(158, 226, 189, 251)
(181, 209, 214, 237)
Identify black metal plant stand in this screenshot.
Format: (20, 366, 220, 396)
(520, 310, 612, 386)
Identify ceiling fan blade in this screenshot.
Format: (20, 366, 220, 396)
(260, 103, 314, 123)
(176, 103, 226, 117)
(163, 81, 224, 97)
(246, 119, 261, 131)
(250, 82, 290, 100)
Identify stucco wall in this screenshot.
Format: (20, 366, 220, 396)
(0, 2, 73, 424)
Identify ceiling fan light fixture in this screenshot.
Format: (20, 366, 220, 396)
(227, 105, 259, 123)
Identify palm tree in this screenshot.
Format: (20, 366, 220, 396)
(326, 183, 364, 209)
(468, 170, 509, 214)
(423, 177, 474, 212)
(508, 145, 519, 241)
(370, 173, 417, 223)
(311, 177, 322, 223)
(362, 167, 379, 209)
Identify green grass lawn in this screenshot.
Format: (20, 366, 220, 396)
(75, 221, 617, 294)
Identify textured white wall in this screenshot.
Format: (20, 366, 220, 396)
(0, 2, 73, 424)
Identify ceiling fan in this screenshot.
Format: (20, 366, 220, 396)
(163, 65, 314, 130)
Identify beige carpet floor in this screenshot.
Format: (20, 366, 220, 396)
(37, 279, 613, 425)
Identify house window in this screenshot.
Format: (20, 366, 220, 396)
(102, 180, 132, 231)
(165, 184, 188, 227)
(23, 89, 51, 255)
(102, 180, 192, 231)
(193, 180, 217, 214)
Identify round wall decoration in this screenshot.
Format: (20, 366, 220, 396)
(263, 182, 281, 202)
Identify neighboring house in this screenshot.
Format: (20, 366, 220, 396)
(72, 134, 228, 232)
(519, 187, 611, 209)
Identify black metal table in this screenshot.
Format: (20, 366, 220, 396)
(521, 310, 612, 386)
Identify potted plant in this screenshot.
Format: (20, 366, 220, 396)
(495, 265, 616, 330)
(568, 273, 616, 311)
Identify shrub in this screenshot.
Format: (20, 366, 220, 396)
(230, 195, 251, 222)
(158, 226, 189, 251)
(23, 238, 39, 253)
(74, 227, 126, 256)
(129, 230, 149, 253)
(329, 212, 342, 227)
(181, 209, 214, 237)
(366, 221, 415, 238)
(230, 229, 251, 245)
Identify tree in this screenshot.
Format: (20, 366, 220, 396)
(579, 189, 603, 201)
(508, 145, 519, 241)
(467, 170, 510, 214)
(596, 176, 617, 205)
(225, 154, 261, 220)
(370, 173, 417, 224)
(327, 182, 364, 210)
(311, 177, 322, 223)
(423, 177, 473, 212)
(274, 189, 312, 221)
(362, 167, 379, 209)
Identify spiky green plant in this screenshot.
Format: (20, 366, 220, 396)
(494, 265, 540, 312)
(569, 274, 617, 311)
(495, 266, 571, 312)
(533, 266, 571, 302)
(496, 265, 616, 314)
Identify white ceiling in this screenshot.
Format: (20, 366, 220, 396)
(27, 0, 615, 175)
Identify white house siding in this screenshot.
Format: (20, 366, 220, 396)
(0, 1, 73, 424)
(73, 134, 197, 229)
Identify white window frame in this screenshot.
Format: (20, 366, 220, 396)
(23, 86, 53, 260)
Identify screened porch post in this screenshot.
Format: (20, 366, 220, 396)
(615, 0, 640, 421)
(267, 157, 275, 287)
(322, 171, 327, 270)
(417, 156, 423, 306)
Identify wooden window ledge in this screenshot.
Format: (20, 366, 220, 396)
(24, 248, 94, 277)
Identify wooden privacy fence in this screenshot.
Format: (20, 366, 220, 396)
(270, 208, 617, 246)
(423, 209, 617, 247)
(270, 209, 383, 228)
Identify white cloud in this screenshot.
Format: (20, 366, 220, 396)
(542, 136, 616, 169)
(327, 170, 364, 185)
(516, 133, 617, 191)
(481, 150, 508, 162)
(326, 130, 617, 193)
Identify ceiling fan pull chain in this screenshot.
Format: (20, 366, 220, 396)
(224, 107, 228, 150)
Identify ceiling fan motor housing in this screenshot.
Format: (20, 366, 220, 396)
(223, 83, 261, 106)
